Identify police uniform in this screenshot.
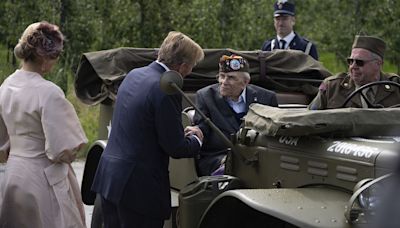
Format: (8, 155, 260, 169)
(261, 34, 319, 60)
(309, 35, 400, 109)
(308, 72, 400, 109)
(261, 0, 319, 60)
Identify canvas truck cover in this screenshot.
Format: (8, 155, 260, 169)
(74, 48, 331, 105)
(245, 104, 400, 137)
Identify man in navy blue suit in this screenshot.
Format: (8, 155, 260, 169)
(91, 31, 204, 228)
(193, 55, 278, 176)
(261, 0, 319, 60)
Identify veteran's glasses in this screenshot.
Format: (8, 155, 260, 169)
(346, 58, 376, 67)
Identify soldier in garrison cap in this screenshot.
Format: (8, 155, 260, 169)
(193, 54, 278, 176)
(309, 35, 400, 110)
(261, 0, 319, 60)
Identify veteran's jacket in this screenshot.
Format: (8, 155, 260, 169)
(309, 72, 400, 109)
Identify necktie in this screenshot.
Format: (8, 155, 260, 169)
(280, 39, 286, 49)
(366, 88, 375, 102)
(361, 88, 375, 108)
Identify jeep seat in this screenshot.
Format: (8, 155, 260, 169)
(182, 92, 196, 109)
(276, 92, 310, 105)
(169, 107, 198, 191)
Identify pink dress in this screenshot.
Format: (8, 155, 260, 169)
(0, 69, 88, 228)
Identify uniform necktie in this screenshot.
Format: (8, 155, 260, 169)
(280, 39, 286, 49)
(361, 88, 375, 108)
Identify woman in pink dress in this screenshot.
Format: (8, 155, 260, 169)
(0, 21, 87, 228)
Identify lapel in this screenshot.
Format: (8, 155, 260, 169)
(245, 86, 258, 112)
(213, 85, 240, 130)
(339, 75, 363, 107)
(288, 33, 298, 50)
(272, 38, 279, 50)
(375, 73, 397, 103)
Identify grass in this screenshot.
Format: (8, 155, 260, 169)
(66, 76, 99, 158)
(319, 52, 346, 74)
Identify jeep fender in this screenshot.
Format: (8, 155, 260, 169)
(81, 140, 107, 205)
(199, 188, 351, 228)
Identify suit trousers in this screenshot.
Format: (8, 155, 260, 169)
(101, 197, 164, 228)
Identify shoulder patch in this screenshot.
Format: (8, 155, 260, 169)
(318, 82, 327, 91)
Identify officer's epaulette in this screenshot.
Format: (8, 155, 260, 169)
(386, 72, 400, 82)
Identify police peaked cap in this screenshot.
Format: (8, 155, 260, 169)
(274, 0, 295, 17)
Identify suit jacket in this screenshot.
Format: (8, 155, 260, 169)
(308, 72, 400, 110)
(91, 62, 201, 219)
(193, 84, 278, 157)
(261, 32, 319, 60)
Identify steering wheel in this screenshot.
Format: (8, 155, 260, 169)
(341, 81, 400, 108)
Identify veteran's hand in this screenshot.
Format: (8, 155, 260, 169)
(184, 126, 204, 141)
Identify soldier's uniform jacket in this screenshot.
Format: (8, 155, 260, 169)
(309, 72, 400, 109)
(261, 33, 319, 60)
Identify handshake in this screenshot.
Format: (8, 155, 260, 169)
(184, 126, 204, 142)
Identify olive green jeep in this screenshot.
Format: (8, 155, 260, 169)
(75, 48, 400, 228)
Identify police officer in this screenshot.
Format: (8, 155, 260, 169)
(261, 0, 319, 60)
(309, 35, 400, 110)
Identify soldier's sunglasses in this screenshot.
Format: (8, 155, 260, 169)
(346, 58, 375, 67)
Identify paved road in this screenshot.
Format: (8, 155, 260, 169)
(72, 160, 94, 228)
(0, 161, 93, 228)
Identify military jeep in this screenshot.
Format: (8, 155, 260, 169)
(75, 48, 400, 228)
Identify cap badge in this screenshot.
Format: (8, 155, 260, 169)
(229, 59, 241, 71)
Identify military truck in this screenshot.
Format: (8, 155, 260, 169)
(75, 48, 400, 228)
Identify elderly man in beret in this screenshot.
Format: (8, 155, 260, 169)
(193, 54, 278, 176)
(261, 0, 319, 60)
(309, 35, 400, 110)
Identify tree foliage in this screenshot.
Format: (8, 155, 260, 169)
(1, 0, 400, 88)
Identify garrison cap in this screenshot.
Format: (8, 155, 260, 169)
(274, 0, 295, 17)
(219, 55, 249, 73)
(352, 35, 386, 59)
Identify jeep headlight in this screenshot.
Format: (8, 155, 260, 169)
(358, 182, 383, 209)
(345, 174, 393, 224)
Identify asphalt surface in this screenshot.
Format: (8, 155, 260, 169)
(72, 160, 94, 228)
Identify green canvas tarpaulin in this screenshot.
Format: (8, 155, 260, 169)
(245, 104, 400, 137)
(75, 48, 331, 105)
